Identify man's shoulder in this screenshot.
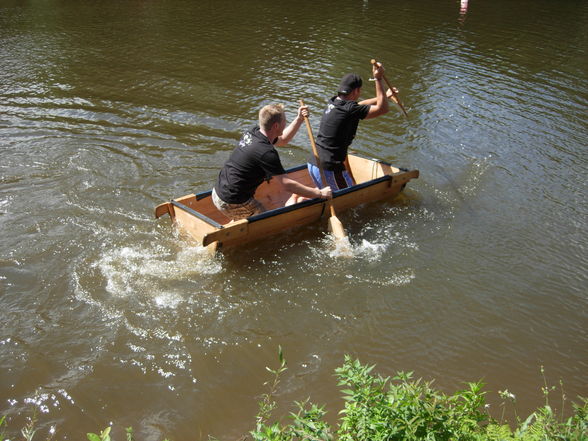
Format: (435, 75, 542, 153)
(239, 124, 262, 147)
(324, 96, 354, 116)
(340, 99, 369, 118)
(329, 97, 362, 111)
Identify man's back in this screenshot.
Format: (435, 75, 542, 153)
(215, 125, 285, 204)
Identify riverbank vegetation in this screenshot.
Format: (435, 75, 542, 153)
(1, 351, 586, 441)
(250, 350, 586, 441)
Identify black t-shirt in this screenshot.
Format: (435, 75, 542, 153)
(313, 97, 370, 171)
(214, 125, 286, 204)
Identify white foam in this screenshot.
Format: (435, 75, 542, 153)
(153, 292, 184, 309)
(328, 235, 354, 258)
(355, 239, 387, 260)
(96, 243, 222, 298)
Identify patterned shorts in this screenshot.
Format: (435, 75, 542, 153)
(212, 188, 265, 221)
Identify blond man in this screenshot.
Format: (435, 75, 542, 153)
(213, 104, 332, 221)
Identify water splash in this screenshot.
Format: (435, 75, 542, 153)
(328, 235, 354, 258)
(95, 243, 222, 298)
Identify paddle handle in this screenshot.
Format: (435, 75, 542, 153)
(299, 100, 328, 188)
(299, 100, 336, 217)
(371, 59, 408, 118)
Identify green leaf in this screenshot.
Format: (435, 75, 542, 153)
(101, 427, 112, 441)
(125, 426, 134, 441)
(87, 434, 102, 441)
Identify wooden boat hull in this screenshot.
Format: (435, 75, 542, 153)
(155, 154, 419, 252)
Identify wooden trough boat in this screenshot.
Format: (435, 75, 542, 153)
(155, 153, 419, 253)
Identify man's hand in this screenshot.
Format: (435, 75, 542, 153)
(386, 87, 399, 98)
(297, 104, 309, 121)
(372, 61, 385, 80)
(318, 186, 332, 199)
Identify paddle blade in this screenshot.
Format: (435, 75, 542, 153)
(328, 216, 353, 257)
(328, 214, 347, 239)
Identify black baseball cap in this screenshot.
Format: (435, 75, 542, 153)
(338, 73, 363, 94)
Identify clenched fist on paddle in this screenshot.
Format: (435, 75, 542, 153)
(371, 58, 408, 118)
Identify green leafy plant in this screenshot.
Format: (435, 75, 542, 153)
(0, 416, 6, 441)
(21, 414, 38, 441)
(87, 426, 111, 441)
(249, 353, 587, 441)
(87, 426, 169, 441)
(251, 345, 289, 440)
(335, 356, 487, 441)
(125, 426, 134, 441)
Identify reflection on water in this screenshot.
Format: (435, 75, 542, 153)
(459, 0, 469, 23)
(1, 0, 587, 439)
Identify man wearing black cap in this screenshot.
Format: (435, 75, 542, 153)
(307, 62, 393, 190)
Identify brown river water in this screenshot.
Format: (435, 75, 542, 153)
(1, 0, 587, 439)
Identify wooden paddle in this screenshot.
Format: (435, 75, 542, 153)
(298, 100, 348, 243)
(371, 59, 408, 118)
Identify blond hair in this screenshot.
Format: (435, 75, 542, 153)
(259, 104, 285, 131)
